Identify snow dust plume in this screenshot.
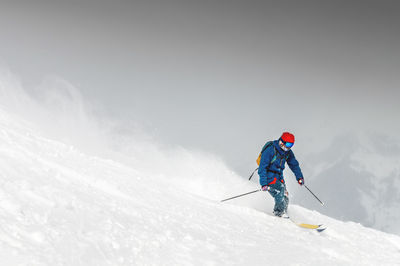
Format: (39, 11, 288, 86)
(0, 67, 250, 202)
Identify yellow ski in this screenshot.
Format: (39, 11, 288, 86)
(270, 213, 327, 232)
(296, 223, 326, 232)
(297, 223, 321, 229)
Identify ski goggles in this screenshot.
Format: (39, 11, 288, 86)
(283, 141, 294, 148)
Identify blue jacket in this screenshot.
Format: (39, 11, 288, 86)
(258, 140, 303, 187)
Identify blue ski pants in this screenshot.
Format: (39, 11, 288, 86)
(268, 182, 289, 216)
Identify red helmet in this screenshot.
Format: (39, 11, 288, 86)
(280, 132, 295, 143)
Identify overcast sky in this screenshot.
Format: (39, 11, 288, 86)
(1, 0, 399, 175)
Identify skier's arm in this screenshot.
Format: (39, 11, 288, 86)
(258, 146, 274, 187)
(287, 150, 303, 181)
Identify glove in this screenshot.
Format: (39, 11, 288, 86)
(298, 178, 304, 186)
(261, 185, 270, 191)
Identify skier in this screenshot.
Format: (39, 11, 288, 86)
(258, 132, 304, 217)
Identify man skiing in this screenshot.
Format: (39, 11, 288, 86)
(258, 132, 304, 217)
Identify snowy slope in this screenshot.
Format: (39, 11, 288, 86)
(1, 108, 400, 266)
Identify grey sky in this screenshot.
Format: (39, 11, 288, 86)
(1, 0, 400, 175)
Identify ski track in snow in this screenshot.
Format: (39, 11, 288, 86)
(0, 108, 400, 266)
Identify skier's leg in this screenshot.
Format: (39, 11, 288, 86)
(268, 182, 286, 216)
(283, 183, 289, 213)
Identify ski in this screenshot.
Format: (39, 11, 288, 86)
(279, 214, 326, 232)
(269, 213, 327, 232)
(295, 222, 326, 232)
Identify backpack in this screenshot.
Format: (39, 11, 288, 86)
(256, 141, 274, 166)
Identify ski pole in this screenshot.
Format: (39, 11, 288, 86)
(304, 185, 324, 206)
(248, 167, 259, 180)
(221, 189, 262, 202)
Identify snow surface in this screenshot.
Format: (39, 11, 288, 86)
(1, 107, 400, 266)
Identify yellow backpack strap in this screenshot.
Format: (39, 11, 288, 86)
(256, 153, 262, 165)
